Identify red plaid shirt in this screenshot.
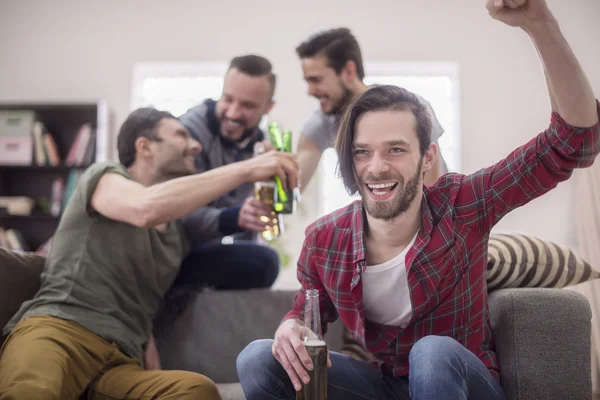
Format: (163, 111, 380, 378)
(284, 103, 600, 380)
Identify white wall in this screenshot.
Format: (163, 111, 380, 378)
(1, 0, 599, 288)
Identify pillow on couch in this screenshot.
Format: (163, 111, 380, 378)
(0, 248, 46, 340)
(486, 233, 599, 291)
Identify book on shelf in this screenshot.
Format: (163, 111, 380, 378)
(64, 123, 95, 167)
(36, 236, 53, 255)
(0, 196, 35, 216)
(0, 109, 95, 167)
(32, 121, 95, 168)
(50, 177, 65, 217)
(62, 169, 84, 211)
(0, 227, 52, 255)
(0, 227, 30, 252)
(0, 171, 83, 219)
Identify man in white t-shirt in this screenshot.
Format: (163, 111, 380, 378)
(293, 27, 447, 361)
(236, 1, 600, 399)
(295, 28, 447, 192)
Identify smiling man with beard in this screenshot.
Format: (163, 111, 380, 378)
(236, 0, 600, 398)
(175, 55, 282, 292)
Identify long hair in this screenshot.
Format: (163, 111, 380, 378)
(335, 85, 432, 195)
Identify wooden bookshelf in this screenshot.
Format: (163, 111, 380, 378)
(0, 102, 109, 250)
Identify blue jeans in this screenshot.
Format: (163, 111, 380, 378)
(236, 335, 507, 400)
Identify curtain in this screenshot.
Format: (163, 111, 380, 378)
(571, 160, 600, 392)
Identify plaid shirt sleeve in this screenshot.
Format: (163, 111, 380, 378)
(453, 102, 600, 232)
(282, 226, 339, 334)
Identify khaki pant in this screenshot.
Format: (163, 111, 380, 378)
(0, 315, 221, 400)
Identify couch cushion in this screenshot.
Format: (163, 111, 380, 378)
(0, 248, 45, 342)
(216, 383, 245, 400)
(486, 233, 599, 291)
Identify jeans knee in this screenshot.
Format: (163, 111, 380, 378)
(409, 335, 467, 388)
(410, 335, 461, 357)
(236, 339, 275, 378)
(255, 247, 280, 287)
(410, 336, 463, 369)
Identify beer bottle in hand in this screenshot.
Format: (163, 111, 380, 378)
(297, 289, 327, 400)
(268, 122, 296, 214)
(253, 142, 283, 241)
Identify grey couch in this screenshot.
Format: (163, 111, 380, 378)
(154, 287, 593, 400)
(0, 249, 593, 399)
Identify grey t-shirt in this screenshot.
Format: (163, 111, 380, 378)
(302, 93, 445, 152)
(3, 162, 189, 364)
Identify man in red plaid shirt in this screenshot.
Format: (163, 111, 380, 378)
(237, 0, 600, 399)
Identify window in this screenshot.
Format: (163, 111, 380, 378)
(130, 62, 227, 116)
(320, 61, 460, 215)
(130, 62, 269, 130)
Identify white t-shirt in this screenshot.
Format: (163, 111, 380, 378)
(362, 233, 418, 328)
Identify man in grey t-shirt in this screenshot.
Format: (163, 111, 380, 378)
(295, 28, 448, 193)
(0, 107, 298, 399)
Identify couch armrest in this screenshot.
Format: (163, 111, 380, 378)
(0, 248, 45, 346)
(489, 288, 592, 400)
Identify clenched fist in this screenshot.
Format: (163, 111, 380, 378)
(244, 149, 299, 191)
(486, 0, 554, 29)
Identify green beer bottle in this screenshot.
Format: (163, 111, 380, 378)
(267, 122, 296, 214)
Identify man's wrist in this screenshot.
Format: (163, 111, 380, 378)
(522, 14, 559, 38)
(280, 315, 303, 327)
(219, 206, 243, 235)
(236, 158, 254, 184)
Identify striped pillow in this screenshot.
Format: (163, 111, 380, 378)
(339, 328, 374, 361)
(486, 233, 599, 291)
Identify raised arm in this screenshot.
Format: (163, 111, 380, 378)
(453, 0, 600, 232)
(487, 0, 598, 127)
(297, 133, 324, 192)
(90, 150, 298, 228)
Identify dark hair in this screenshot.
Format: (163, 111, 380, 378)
(117, 107, 176, 168)
(296, 27, 365, 80)
(228, 54, 276, 98)
(335, 85, 432, 194)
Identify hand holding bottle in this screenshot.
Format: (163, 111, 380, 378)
(244, 150, 298, 191)
(238, 196, 274, 232)
(273, 319, 315, 391)
(274, 289, 331, 398)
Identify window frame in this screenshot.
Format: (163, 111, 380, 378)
(130, 62, 228, 113)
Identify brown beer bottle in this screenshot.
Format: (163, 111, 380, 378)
(252, 141, 283, 241)
(297, 289, 328, 400)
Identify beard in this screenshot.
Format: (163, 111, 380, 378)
(326, 84, 354, 116)
(157, 152, 197, 182)
(219, 115, 259, 144)
(357, 160, 423, 221)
